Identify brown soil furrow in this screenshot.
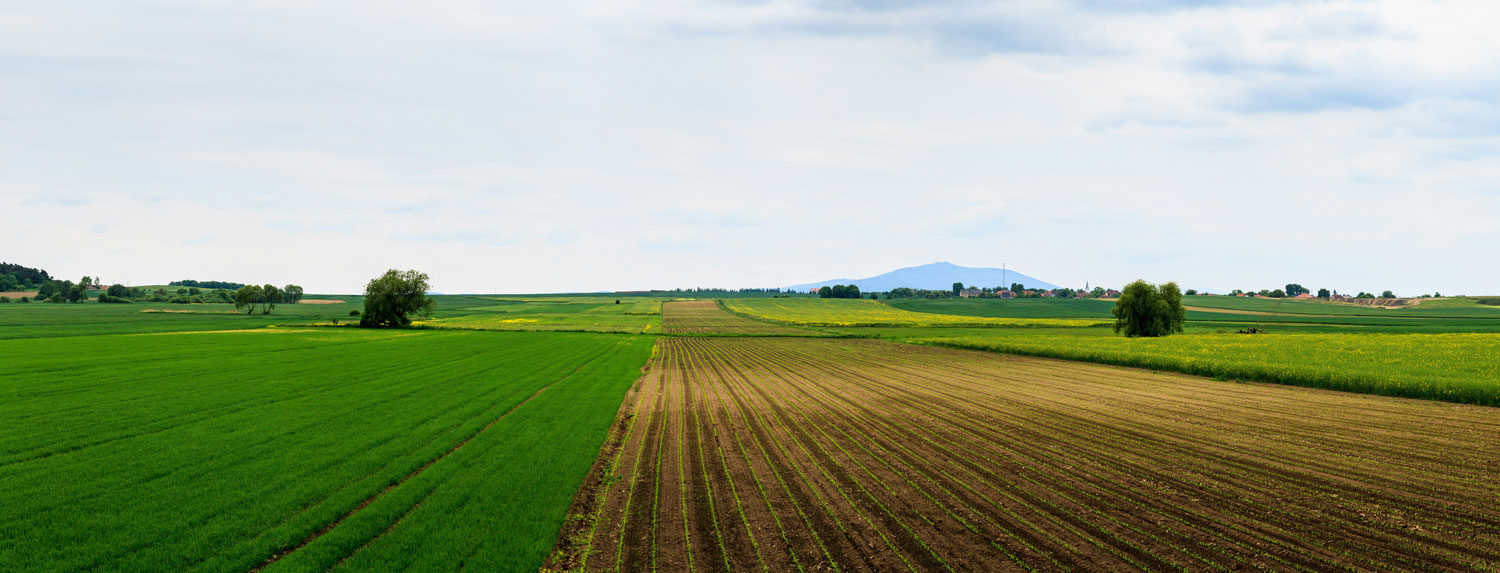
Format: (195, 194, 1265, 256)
(568, 337, 1500, 572)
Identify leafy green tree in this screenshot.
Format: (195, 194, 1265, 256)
(1270, 289, 1285, 298)
(1381, 290, 1395, 298)
(107, 284, 128, 298)
(1112, 280, 1186, 337)
(1317, 288, 1330, 299)
(234, 285, 263, 314)
(952, 282, 964, 296)
(818, 286, 832, 299)
(360, 269, 436, 328)
(283, 285, 304, 304)
(1184, 289, 1198, 296)
(260, 284, 283, 314)
(1285, 284, 1308, 297)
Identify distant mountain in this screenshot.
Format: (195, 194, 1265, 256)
(786, 261, 1060, 293)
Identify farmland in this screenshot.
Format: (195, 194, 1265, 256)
(419, 297, 662, 334)
(722, 298, 1106, 328)
(661, 300, 823, 336)
(564, 337, 1500, 571)
(913, 332, 1500, 405)
(10, 290, 1500, 571)
(0, 328, 653, 572)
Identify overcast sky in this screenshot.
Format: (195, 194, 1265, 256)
(4, 0, 1498, 295)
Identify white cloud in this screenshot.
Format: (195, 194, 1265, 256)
(2, 0, 1498, 295)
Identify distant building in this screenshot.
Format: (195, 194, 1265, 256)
(959, 288, 982, 298)
(998, 290, 1014, 299)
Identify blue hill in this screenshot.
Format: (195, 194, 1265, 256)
(785, 262, 1060, 293)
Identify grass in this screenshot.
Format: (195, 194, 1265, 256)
(913, 332, 1500, 406)
(0, 328, 653, 572)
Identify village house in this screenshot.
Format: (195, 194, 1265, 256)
(959, 288, 982, 298)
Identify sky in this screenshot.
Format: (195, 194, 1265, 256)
(3, 0, 1498, 295)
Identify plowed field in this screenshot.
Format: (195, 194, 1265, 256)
(662, 301, 820, 336)
(565, 337, 1500, 571)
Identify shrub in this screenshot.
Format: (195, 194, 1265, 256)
(349, 309, 361, 316)
(0, 296, 10, 303)
(19, 297, 29, 303)
(1112, 280, 1186, 338)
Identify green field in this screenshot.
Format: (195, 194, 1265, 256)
(722, 297, 1106, 328)
(887, 295, 1500, 332)
(0, 327, 653, 571)
(419, 297, 664, 333)
(909, 331, 1500, 405)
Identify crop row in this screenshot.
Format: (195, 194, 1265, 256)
(660, 301, 823, 336)
(574, 336, 1500, 571)
(0, 329, 654, 572)
(916, 331, 1500, 406)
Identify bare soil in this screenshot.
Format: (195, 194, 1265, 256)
(296, 299, 346, 305)
(661, 300, 819, 336)
(0, 291, 38, 299)
(565, 337, 1500, 571)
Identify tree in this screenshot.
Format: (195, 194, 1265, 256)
(234, 285, 263, 314)
(1285, 284, 1308, 297)
(818, 286, 832, 299)
(1317, 288, 1331, 299)
(1381, 290, 1396, 298)
(1091, 286, 1105, 298)
(360, 269, 436, 328)
(1111, 280, 1186, 338)
(260, 284, 283, 314)
(1011, 282, 1024, 294)
(107, 284, 128, 298)
(952, 282, 964, 296)
(283, 285, 304, 304)
(1270, 289, 1285, 298)
(1184, 289, 1198, 296)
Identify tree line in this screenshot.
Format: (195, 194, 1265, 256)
(817, 284, 865, 299)
(169, 279, 246, 290)
(1225, 284, 1398, 299)
(233, 284, 305, 314)
(0, 262, 50, 291)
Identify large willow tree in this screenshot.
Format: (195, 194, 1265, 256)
(1112, 280, 1187, 337)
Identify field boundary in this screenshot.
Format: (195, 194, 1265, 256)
(251, 357, 605, 571)
(915, 337, 1500, 407)
(542, 347, 660, 571)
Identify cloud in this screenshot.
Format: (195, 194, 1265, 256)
(2, 0, 1499, 295)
